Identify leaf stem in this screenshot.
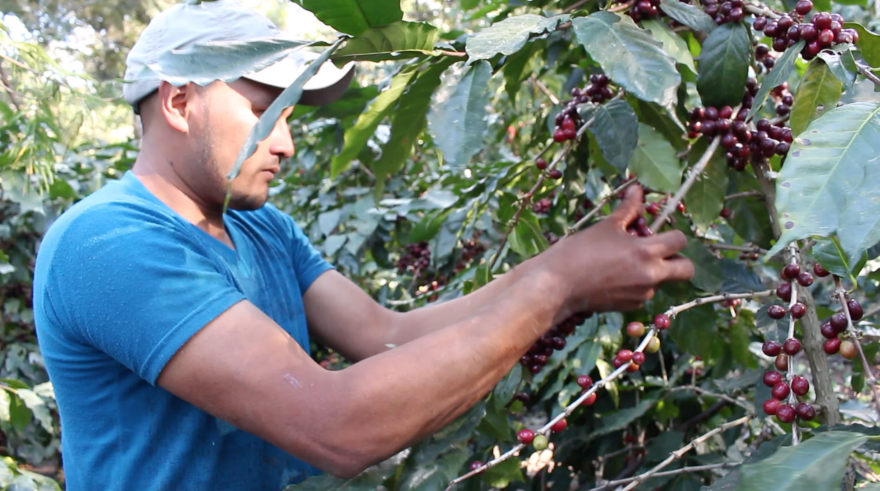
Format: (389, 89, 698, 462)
(649, 135, 721, 233)
(724, 190, 764, 200)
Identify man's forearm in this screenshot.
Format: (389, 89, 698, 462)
(323, 269, 564, 474)
(386, 255, 543, 347)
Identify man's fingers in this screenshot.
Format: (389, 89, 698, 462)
(643, 229, 689, 258)
(662, 256, 696, 282)
(609, 184, 644, 229)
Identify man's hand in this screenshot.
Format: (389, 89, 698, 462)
(538, 185, 694, 317)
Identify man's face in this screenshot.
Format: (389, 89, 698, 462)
(185, 79, 295, 211)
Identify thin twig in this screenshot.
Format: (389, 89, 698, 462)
(706, 243, 768, 254)
(0, 61, 21, 111)
(649, 136, 721, 233)
(725, 190, 763, 200)
(669, 385, 754, 413)
(617, 416, 752, 491)
(785, 244, 800, 446)
(666, 290, 774, 318)
(856, 62, 880, 87)
(533, 77, 560, 105)
(745, 3, 780, 18)
(567, 178, 639, 235)
(834, 276, 880, 421)
(562, 0, 591, 13)
(587, 462, 741, 490)
(609, 0, 635, 11)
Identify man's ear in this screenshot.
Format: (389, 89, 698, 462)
(156, 81, 200, 134)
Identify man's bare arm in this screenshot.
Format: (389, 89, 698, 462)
(157, 269, 565, 478)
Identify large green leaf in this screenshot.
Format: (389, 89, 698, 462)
(628, 123, 683, 192)
(659, 0, 716, 34)
(737, 432, 867, 491)
(767, 102, 880, 258)
(845, 22, 880, 68)
(465, 14, 569, 61)
(125, 38, 313, 85)
(817, 51, 856, 92)
(502, 40, 539, 102)
(748, 41, 805, 121)
(331, 63, 420, 177)
(373, 59, 455, 185)
(679, 239, 723, 292)
(812, 237, 868, 279)
(790, 58, 842, 136)
(572, 12, 681, 107)
(642, 20, 697, 76)
(577, 100, 640, 174)
(427, 60, 492, 169)
(670, 304, 718, 359)
(332, 21, 439, 64)
(696, 23, 752, 109)
(687, 139, 728, 231)
(509, 211, 550, 257)
(292, 0, 402, 36)
(636, 99, 687, 151)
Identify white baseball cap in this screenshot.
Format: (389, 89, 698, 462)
(122, 0, 355, 114)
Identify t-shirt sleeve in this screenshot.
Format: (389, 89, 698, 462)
(40, 203, 246, 385)
(277, 210, 334, 294)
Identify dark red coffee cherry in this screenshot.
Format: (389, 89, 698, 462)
(548, 169, 563, 180)
(763, 370, 783, 387)
(783, 338, 802, 355)
(791, 375, 809, 396)
(705, 107, 719, 120)
(796, 0, 813, 15)
(763, 340, 783, 356)
(796, 272, 814, 287)
(536, 158, 548, 170)
(776, 354, 789, 371)
(790, 303, 806, 319)
(577, 375, 593, 389)
(776, 404, 796, 423)
(848, 299, 864, 321)
(820, 322, 838, 339)
(550, 418, 567, 432)
(763, 398, 781, 415)
(813, 263, 830, 277)
(777, 283, 792, 302)
(830, 312, 848, 332)
(824, 338, 841, 354)
(796, 402, 816, 421)
(632, 351, 646, 365)
(517, 428, 535, 444)
(813, 12, 832, 30)
(754, 17, 767, 31)
(617, 349, 633, 363)
(818, 29, 835, 46)
(772, 381, 791, 400)
(552, 337, 566, 350)
(720, 208, 733, 219)
(654, 314, 670, 330)
(783, 264, 801, 280)
(768, 305, 786, 319)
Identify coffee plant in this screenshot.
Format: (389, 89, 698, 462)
(7, 0, 880, 488)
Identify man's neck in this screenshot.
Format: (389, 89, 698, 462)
(131, 152, 234, 249)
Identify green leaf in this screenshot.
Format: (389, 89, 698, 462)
(292, 0, 403, 36)
(790, 58, 842, 136)
(408, 209, 451, 243)
(817, 51, 856, 92)
(726, 172, 774, 248)
(400, 447, 469, 491)
(687, 141, 728, 231)
(580, 396, 659, 442)
(332, 21, 439, 64)
(737, 432, 867, 491)
(427, 60, 492, 169)
(373, 59, 455, 183)
(767, 102, 880, 259)
(8, 393, 31, 433)
(572, 12, 681, 107)
(629, 123, 683, 192)
(465, 14, 569, 61)
(125, 38, 313, 86)
(642, 20, 697, 76)
(658, 0, 716, 34)
(577, 100, 640, 174)
(720, 258, 765, 293)
(16, 389, 52, 434)
(748, 41, 805, 121)
(845, 22, 880, 68)
(679, 240, 723, 291)
(812, 237, 867, 279)
(492, 364, 522, 410)
(636, 99, 687, 151)
(696, 23, 752, 109)
(669, 303, 718, 358)
(331, 63, 420, 177)
(509, 211, 550, 257)
(226, 39, 345, 195)
(502, 40, 539, 102)
(481, 457, 524, 488)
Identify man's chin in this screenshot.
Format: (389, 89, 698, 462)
(226, 193, 268, 212)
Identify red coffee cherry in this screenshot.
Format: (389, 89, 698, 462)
(771, 381, 791, 400)
(776, 404, 796, 423)
(632, 352, 646, 365)
(626, 322, 646, 337)
(551, 418, 567, 432)
(848, 299, 864, 321)
(796, 403, 816, 421)
(617, 350, 634, 363)
(791, 376, 810, 396)
(768, 305, 786, 319)
(790, 303, 806, 319)
(776, 354, 789, 371)
(830, 312, 848, 332)
(763, 398, 781, 415)
(783, 338, 802, 355)
(776, 283, 792, 302)
(517, 428, 535, 444)
(820, 322, 838, 339)
(654, 314, 671, 330)
(763, 370, 783, 387)
(813, 263, 830, 277)
(577, 375, 593, 389)
(582, 392, 598, 406)
(783, 264, 801, 280)
(763, 340, 783, 356)
(824, 338, 841, 354)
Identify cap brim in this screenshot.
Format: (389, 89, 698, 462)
(244, 53, 355, 106)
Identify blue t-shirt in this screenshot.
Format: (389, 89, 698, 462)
(32, 170, 334, 490)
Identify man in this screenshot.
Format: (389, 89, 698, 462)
(32, 0, 694, 489)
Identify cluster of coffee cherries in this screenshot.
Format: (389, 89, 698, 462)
(704, 0, 746, 25)
(753, 1, 859, 61)
(534, 158, 563, 181)
(819, 288, 863, 358)
(451, 232, 486, 275)
(514, 373, 599, 452)
(625, 0, 664, 22)
(646, 197, 686, 217)
(397, 242, 431, 274)
(520, 312, 593, 374)
(551, 75, 614, 144)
